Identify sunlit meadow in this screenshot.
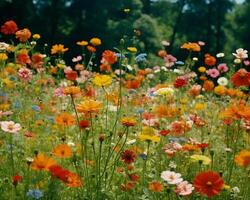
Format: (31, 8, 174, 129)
(0, 20, 250, 200)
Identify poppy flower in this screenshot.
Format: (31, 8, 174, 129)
(231, 68, 250, 88)
(193, 171, 224, 198)
(121, 117, 137, 127)
(63, 86, 81, 96)
(12, 174, 22, 186)
(79, 120, 90, 129)
(121, 150, 137, 164)
(102, 50, 117, 65)
(1, 20, 18, 35)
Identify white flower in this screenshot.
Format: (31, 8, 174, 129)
(234, 58, 242, 64)
(232, 48, 248, 59)
(217, 77, 228, 86)
(126, 139, 137, 145)
(0, 42, 9, 51)
(216, 53, 225, 58)
(126, 65, 133, 71)
(0, 121, 21, 133)
(161, 171, 183, 185)
(173, 69, 184, 74)
(161, 66, 167, 71)
(192, 57, 198, 61)
(108, 105, 118, 112)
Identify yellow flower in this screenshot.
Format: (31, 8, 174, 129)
(194, 103, 205, 110)
(180, 98, 188, 104)
(32, 34, 41, 40)
(0, 53, 8, 61)
(92, 74, 112, 87)
(90, 38, 101, 46)
(138, 126, 160, 143)
(223, 184, 231, 190)
(214, 85, 226, 96)
(76, 99, 103, 114)
(51, 44, 69, 54)
(77, 40, 88, 46)
(155, 87, 174, 97)
(198, 66, 206, 73)
(121, 117, 137, 127)
(190, 154, 211, 165)
(2, 78, 14, 88)
(0, 103, 10, 111)
(124, 8, 130, 13)
(127, 47, 137, 53)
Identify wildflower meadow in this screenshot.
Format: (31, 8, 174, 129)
(0, 17, 250, 200)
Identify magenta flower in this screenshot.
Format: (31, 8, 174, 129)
(18, 67, 32, 81)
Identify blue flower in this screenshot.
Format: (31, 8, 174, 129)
(135, 53, 147, 63)
(139, 153, 147, 160)
(26, 189, 43, 199)
(175, 61, 185, 65)
(137, 108, 145, 114)
(31, 105, 41, 112)
(13, 101, 21, 109)
(115, 53, 126, 59)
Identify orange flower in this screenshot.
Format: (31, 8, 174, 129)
(235, 150, 250, 168)
(31, 153, 57, 171)
(16, 49, 31, 65)
(63, 86, 81, 96)
(76, 40, 88, 46)
(51, 44, 69, 54)
(204, 54, 216, 66)
(55, 112, 75, 126)
(1, 20, 18, 35)
(220, 102, 250, 121)
(181, 42, 201, 52)
(15, 28, 31, 42)
(65, 172, 82, 187)
(203, 80, 214, 92)
(231, 68, 250, 88)
(121, 117, 137, 127)
(158, 50, 167, 58)
(76, 99, 103, 114)
(53, 144, 72, 158)
(148, 181, 164, 192)
(87, 45, 96, 53)
(125, 79, 141, 89)
(214, 86, 226, 96)
(154, 105, 180, 118)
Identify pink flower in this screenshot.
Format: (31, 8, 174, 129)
(0, 110, 13, 118)
(232, 48, 248, 59)
(18, 67, 32, 81)
(164, 54, 177, 68)
(217, 63, 228, 72)
(161, 171, 183, 185)
(1, 121, 21, 133)
(175, 181, 194, 196)
(163, 142, 182, 156)
(142, 119, 159, 127)
(64, 67, 72, 73)
(206, 68, 220, 78)
(72, 55, 82, 62)
(244, 60, 250, 66)
(54, 87, 64, 97)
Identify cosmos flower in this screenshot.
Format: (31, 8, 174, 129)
(232, 48, 248, 59)
(0, 121, 21, 133)
(161, 171, 183, 185)
(175, 181, 194, 196)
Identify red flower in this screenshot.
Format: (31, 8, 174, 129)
(79, 120, 90, 129)
(159, 129, 170, 136)
(49, 165, 70, 182)
(128, 173, 140, 182)
(193, 171, 224, 198)
(121, 150, 137, 164)
(231, 68, 250, 88)
(205, 54, 216, 66)
(65, 71, 78, 81)
(12, 174, 22, 186)
(1, 20, 18, 35)
(102, 50, 117, 65)
(173, 77, 188, 88)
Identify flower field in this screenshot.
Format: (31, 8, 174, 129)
(0, 20, 250, 200)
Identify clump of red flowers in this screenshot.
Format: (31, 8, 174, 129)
(121, 149, 137, 164)
(231, 68, 250, 87)
(173, 77, 188, 88)
(193, 171, 224, 198)
(79, 120, 90, 129)
(1, 20, 18, 35)
(12, 174, 23, 186)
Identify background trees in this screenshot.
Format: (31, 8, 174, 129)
(0, 0, 249, 62)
